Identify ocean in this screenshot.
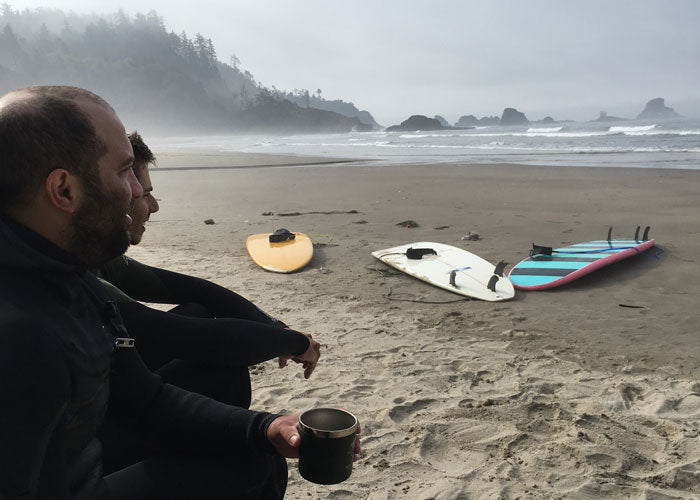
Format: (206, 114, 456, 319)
(152, 117, 700, 170)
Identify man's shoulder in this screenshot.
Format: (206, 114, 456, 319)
(0, 302, 55, 347)
(100, 254, 130, 277)
(107, 254, 130, 265)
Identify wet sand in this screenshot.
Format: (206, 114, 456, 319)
(129, 152, 700, 499)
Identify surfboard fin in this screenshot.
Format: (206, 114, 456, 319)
(607, 226, 613, 242)
(406, 247, 437, 260)
(494, 260, 507, 277)
(487, 275, 499, 292)
(634, 226, 641, 241)
(643, 226, 650, 241)
(449, 270, 457, 287)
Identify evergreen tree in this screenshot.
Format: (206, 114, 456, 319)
(0, 6, 363, 134)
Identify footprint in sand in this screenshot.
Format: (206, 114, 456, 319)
(389, 399, 435, 423)
(619, 383, 645, 410)
(418, 423, 491, 477)
(584, 452, 619, 470)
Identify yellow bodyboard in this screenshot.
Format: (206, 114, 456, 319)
(246, 232, 313, 273)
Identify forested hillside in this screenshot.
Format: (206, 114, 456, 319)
(0, 5, 377, 134)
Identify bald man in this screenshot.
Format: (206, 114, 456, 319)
(0, 86, 319, 500)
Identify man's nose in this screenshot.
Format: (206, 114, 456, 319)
(150, 197, 160, 214)
(128, 169, 144, 198)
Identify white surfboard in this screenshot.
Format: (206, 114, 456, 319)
(372, 242, 514, 302)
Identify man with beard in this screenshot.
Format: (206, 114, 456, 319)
(97, 133, 321, 472)
(0, 86, 335, 499)
(101, 132, 320, 398)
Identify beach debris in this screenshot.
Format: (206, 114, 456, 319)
(203, 218, 215, 225)
(434, 225, 451, 230)
(396, 220, 419, 228)
(309, 234, 335, 246)
(373, 458, 390, 471)
(278, 209, 360, 217)
(353, 220, 368, 224)
(261, 211, 274, 216)
(461, 231, 480, 241)
(619, 304, 646, 309)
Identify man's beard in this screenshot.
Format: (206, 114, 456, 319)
(67, 180, 131, 268)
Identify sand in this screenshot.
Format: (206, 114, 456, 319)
(128, 151, 700, 499)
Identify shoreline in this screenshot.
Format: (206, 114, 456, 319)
(153, 151, 364, 170)
(131, 152, 700, 498)
(153, 148, 700, 173)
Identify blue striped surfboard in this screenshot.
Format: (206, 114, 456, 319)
(508, 238, 656, 290)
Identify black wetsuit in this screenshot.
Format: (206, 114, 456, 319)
(97, 255, 310, 406)
(97, 255, 310, 473)
(0, 216, 287, 499)
(100, 254, 289, 328)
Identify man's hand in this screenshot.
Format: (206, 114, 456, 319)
(267, 413, 362, 461)
(278, 333, 321, 378)
(267, 413, 302, 458)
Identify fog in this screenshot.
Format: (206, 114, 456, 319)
(6, 0, 700, 125)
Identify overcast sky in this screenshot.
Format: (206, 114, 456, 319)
(7, 0, 700, 125)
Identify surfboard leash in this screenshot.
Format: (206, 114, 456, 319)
(384, 285, 472, 304)
(369, 260, 472, 304)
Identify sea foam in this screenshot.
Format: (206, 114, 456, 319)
(609, 124, 657, 133)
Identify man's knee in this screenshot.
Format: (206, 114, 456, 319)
(169, 302, 213, 318)
(238, 453, 288, 499)
(106, 452, 287, 500)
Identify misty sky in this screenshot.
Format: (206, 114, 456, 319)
(7, 0, 700, 125)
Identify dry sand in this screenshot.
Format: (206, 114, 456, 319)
(128, 151, 700, 499)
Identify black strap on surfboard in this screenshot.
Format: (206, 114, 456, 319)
(530, 244, 552, 257)
(487, 275, 499, 292)
(406, 247, 437, 260)
(493, 260, 507, 277)
(269, 228, 295, 243)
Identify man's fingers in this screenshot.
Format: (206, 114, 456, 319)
(303, 362, 316, 379)
(285, 427, 301, 447)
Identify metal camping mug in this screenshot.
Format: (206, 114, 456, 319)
(298, 408, 358, 484)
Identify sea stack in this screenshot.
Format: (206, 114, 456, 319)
(637, 98, 681, 119)
(500, 107, 529, 126)
(385, 115, 446, 132)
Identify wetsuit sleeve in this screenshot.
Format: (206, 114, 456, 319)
(102, 257, 285, 327)
(108, 345, 279, 456)
(0, 315, 71, 499)
(118, 302, 310, 365)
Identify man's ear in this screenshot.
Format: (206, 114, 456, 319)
(45, 169, 82, 213)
